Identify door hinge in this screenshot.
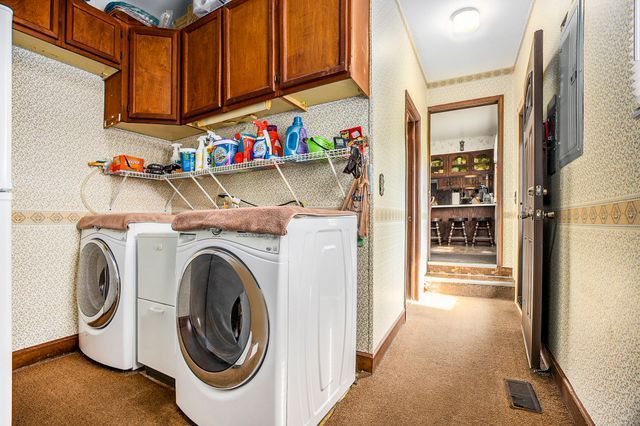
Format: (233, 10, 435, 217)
(275, 74, 281, 85)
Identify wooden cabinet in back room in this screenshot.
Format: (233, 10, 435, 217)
(223, 0, 277, 106)
(64, 0, 121, 67)
(1, 0, 61, 43)
(181, 9, 222, 122)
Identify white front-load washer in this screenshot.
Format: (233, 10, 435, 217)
(174, 215, 357, 426)
(77, 222, 175, 370)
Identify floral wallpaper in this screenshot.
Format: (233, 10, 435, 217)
(10, 47, 175, 351)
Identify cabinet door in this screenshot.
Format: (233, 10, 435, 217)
(223, 0, 276, 105)
(430, 155, 447, 177)
(182, 9, 222, 121)
(471, 149, 494, 174)
(129, 27, 180, 122)
(279, 0, 348, 89)
(2, 0, 61, 42)
(449, 153, 470, 175)
(65, 0, 121, 65)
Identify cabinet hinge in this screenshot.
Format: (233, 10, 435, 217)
(275, 74, 281, 85)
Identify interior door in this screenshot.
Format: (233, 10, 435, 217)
(520, 30, 544, 369)
(405, 93, 421, 301)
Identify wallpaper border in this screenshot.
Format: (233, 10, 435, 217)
(554, 196, 640, 227)
(12, 210, 83, 225)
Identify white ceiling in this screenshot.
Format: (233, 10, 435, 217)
(430, 104, 498, 141)
(398, 0, 533, 81)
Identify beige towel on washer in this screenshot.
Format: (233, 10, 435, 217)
(172, 206, 355, 235)
(78, 213, 175, 230)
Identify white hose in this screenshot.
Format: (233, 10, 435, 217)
(80, 168, 101, 214)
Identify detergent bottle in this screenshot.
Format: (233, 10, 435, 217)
(253, 120, 272, 159)
(285, 116, 308, 156)
(268, 125, 283, 157)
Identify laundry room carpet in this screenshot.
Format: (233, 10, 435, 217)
(12, 353, 190, 425)
(324, 296, 574, 425)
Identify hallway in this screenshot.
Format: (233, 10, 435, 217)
(326, 295, 573, 425)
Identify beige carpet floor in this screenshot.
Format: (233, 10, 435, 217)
(13, 295, 572, 425)
(326, 295, 573, 425)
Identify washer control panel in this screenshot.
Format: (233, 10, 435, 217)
(180, 229, 280, 254)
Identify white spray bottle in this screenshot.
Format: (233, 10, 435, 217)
(196, 136, 207, 171)
(171, 143, 182, 167)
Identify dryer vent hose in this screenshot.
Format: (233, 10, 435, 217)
(81, 168, 101, 215)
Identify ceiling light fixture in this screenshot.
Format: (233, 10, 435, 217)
(451, 7, 480, 34)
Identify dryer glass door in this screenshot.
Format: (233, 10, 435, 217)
(77, 240, 120, 328)
(177, 249, 268, 389)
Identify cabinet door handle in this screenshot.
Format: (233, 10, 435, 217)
(149, 306, 165, 314)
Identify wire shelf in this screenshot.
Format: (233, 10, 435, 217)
(106, 148, 351, 180)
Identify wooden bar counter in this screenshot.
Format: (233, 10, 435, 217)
(431, 204, 496, 240)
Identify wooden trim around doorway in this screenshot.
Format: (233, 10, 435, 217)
(427, 95, 505, 266)
(13, 334, 79, 370)
(405, 91, 422, 302)
(356, 309, 407, 373)
(543, 346, 595, 426)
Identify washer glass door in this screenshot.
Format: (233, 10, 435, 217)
(177, 249, 268, 389)
(77, 239, 120, 328)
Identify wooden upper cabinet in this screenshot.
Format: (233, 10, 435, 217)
(64, 0, 121, 66)
(1, 0, 61, 42)
(279, 0, 348, 89)
(129, 27, 180, 122)
(182, 9, 222, 121)
(223, 0, 276, 106)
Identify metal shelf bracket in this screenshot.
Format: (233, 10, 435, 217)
(164, 177, 194, 210)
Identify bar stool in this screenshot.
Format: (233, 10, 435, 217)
(448, 217, 468, 246)
(472, 217, 495, 246)
(431, 218, 443, 246)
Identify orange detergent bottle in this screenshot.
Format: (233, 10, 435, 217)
(268, 125, 283, 157)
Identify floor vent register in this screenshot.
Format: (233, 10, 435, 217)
(504, 379, 543, 413)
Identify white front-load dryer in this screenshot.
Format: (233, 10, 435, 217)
(174, 215, 357, 426)
(77, 222, 175, 370)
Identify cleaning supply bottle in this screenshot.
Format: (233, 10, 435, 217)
(285, 116, 309, 156)
(254, 120, 272, 159)
(207, 131, 222, 168)
(196, 136, 207, 171)
(171, 143, 182, 168)
(268, 125, 283, 157)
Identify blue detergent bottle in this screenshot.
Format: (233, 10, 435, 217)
(285, 116, 309, 156)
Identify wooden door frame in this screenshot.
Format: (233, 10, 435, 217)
(427, 95, 505, 266)
(516, 104, 525, 310)
(405, 91, 422, 302)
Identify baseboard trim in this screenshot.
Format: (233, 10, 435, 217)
(356, 309, 406, 373)
(543, 346, 594, 426)
(13, 334, 79, 370)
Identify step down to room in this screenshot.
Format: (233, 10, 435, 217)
(425, 263, 514, 300)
